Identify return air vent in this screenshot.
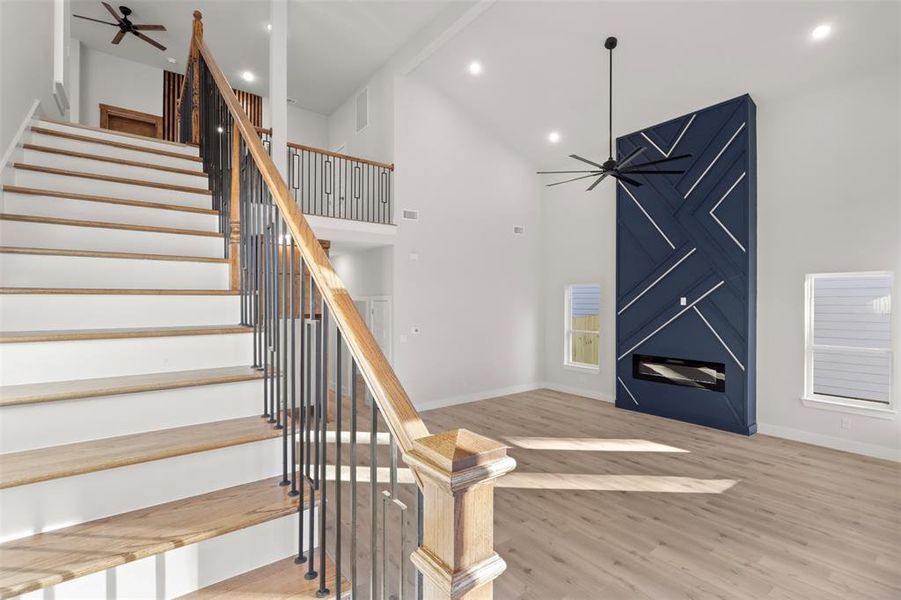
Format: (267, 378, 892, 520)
(401, 209, 419, 221)
(355, 88, 369, 132)
(513, 225, 525, 235)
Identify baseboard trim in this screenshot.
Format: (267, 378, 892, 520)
(417, 383, 542, 412)
(1, 100, 41, 186)
(538, 382, 614, 404)
(757, 422, 900, 462)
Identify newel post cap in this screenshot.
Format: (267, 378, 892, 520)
(405, 429, 516, 491)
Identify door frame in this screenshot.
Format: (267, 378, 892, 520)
(345, 295, 392, 391)
(99, 103, 163, 138)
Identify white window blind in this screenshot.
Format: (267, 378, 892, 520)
(565, 284, 601, 369)
(806, 272, 893, 405)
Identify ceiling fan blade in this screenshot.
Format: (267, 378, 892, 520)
(586, 173, 610, 191)
(618, 170, 685, 175)
(613, 173, 643, 187)
(101, 1, 125, 25)
(74, 14, 118, 26)
(111, 29, 126, 44)
(617, 146, 645, 169)
(536, 170, 602, 175)
(547, 173, 600, 187)
(569, 154, 605, 169)
(134, 24, 167, 31)
(626, 153, 692, 169)
(135, 31, 167, 51)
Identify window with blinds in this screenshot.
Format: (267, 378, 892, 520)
(565, 284, 601, 369)
(805, 272, 893, 405)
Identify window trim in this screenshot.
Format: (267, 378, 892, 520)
(803, 271, 894, 416)
(564, 283, 601, 372)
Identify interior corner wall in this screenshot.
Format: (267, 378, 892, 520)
(394, 76, 542, 409)
(1, 0, 55, 154)
(332, 246, 393, 299)
(286, 104, 328, 149)
(79, 46, 163, 127)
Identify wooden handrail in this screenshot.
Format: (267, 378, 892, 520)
(195, 37, 427, 453)
(287, 141, 395, 171)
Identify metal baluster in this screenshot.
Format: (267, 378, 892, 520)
(370, 393, 379, 600)
(279, 219, 289, 485)
(381, 490, 389, 600)
(289, 237, 299, 497)
(274, 215, 283, 430)
(305, 275, 317, 581)
(335, 330, 343, 599)
(318, 304, 329, 597)
(295, 256, 308, 565)
(351, 359, 358, 598)
(262, 202, 271, 420)
(416, 489, 423, 600)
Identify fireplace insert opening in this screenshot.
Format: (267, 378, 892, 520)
(632, 354, 726, 392)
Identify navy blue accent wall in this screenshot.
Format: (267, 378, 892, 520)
(615, 95, 757, 435)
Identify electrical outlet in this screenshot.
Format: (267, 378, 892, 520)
(409, 252, 419, 262)
(411, 326, 421, 335)
(399, 334, 408, 343)
(680, 297, 687, 306)
(841, 417, 851, 430)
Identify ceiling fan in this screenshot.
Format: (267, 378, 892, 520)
(538, 37, 691, 190)
(74, 3, 167, 51)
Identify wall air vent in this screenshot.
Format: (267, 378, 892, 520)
(513, 225, 525, 235)
(355, 87, 369, 133)
(401, 209, 419, 221)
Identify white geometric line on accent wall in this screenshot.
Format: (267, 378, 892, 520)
(709, 172, 748, 253)
(619, 181, 676, 250)
(618, 248, 697, 315)
(640, 113, 697, 158)
(617, 280, 725, 360)
(617, 376, 640, 406)
(693, 306, 746, 371)
(683, 122, 747, 199)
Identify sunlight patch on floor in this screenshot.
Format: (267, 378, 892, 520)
(502, 437, 689, 453)
(496, 473, 737, 493)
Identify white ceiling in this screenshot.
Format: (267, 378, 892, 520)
(70, 0, 452, 114)
(412, 1, 899, 169)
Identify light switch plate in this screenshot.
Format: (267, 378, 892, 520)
(680, 297, 687, 306)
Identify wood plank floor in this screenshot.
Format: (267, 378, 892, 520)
(414, 389, 901, 600)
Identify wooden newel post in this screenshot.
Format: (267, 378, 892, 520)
(190, 10, 203, 146)
(229, 123, 241, 290)
(406, 429, 516, 600)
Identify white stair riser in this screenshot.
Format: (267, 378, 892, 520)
(30, 131, 204, 172)
(36, 120, 200, 157)
(0, 380, 263, 453)
(0, 219, 223, 257)
(0, 436, 285, 543)
(0, 253, 228, 289)
(0, 192, 219, 231)
(22, 148, 208, 188)
(15, 512, 313, 600)
(13, 170, 212, 209)
(0, 332, 253, 385)
(0, 294, 239, 330)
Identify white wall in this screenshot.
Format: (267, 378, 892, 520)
(393, 76, 542, 409)
(79, 46, 164, 127)
(287, 104, 328, 149)
(540, 63, 901, 460)
(332, 245, 393, 299)
(1, 0, 56, 155)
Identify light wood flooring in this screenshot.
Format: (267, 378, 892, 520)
(416, 389, 901, 600)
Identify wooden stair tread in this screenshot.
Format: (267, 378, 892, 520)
(21, 145, 207, 178)
(0, 415, 280, 489)
(39, 118, 199, 150)
(180, 553, 347, 599)
(0, 476, 311, 597)
(0, 245, 227, 263)
(0, 287, 238, 295)
(0, 366, 263, 407)
(30, 126, 203, 162)
(2, 185, 217, 215)
(0, 213, 221, 237)
(14, 163, 211, 195)
(0, 324, 251, 343)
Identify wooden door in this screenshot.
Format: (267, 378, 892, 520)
(99, 103, 163, 139)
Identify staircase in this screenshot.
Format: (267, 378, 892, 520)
(0, 119, 337, 599)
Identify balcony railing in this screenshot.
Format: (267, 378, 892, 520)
(255, 127, 394, 225)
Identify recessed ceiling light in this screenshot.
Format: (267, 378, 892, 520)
(810, 23, 832, 41)
(241, 71, 255, 82)
(217, 126, 224, 133)
(548, 131, 561, 144)
(266, 23, 272, 32)
(167, 57, 177, 64)
(468, 61, 483, 76)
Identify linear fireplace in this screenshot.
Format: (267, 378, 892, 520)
(633, 354, 726, 393)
